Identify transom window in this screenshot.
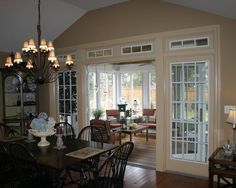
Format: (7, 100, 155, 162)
(170, 37, 208, 50)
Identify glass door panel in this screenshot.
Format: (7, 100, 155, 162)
(121, 72, 143, 116)
(58, 70, 77, 135)
(100, 73, 115, 112)
(171, 61, 209, 163)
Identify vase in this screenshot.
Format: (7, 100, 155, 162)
(29, 129, 55, 147)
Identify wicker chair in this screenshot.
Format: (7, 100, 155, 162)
(90, 119, 116, 144)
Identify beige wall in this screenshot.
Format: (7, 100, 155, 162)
(55, 0, 223, 47)
(38, 0, 236, 176)
(0, 52, 8, 67)
(53, 0, 236, 145)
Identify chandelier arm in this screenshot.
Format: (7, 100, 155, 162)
(40, 55, 54, 82)
(32, 54, 39, 71)
(48, 71, 58, 83)
(40, 53, 47, 74)
(41, 68, 57, 84)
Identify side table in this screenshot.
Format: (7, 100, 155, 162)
(209, 147, 236, 188)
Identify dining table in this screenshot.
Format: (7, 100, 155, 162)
(1, 135, 118, 187)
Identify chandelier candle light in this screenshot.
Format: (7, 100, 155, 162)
(5, 0, 73, 84)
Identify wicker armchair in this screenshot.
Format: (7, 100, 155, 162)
(90, 119, 116, 144)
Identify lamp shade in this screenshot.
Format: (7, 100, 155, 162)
(226, 109, 236, 128)
(5, 56, 13, 67)
(65, 55, 73, 66)
(13, 52, 23, 64)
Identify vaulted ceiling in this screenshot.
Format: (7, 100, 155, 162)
(0, 0, 236, 53)
(0, 0, 128, 53)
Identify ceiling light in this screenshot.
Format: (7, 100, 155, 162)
(4, 0, 74, 84)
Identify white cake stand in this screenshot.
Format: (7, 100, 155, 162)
(29, 129, 55, 147)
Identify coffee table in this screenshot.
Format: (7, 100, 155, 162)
(118, 125, 148, 145)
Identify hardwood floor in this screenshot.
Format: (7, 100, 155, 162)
(65, 163, 209, 188)
(65, 131, 210, 187)
(121, 131, 209, 188)
(117, 130, 156, 168)
(124, 165, 209, 188)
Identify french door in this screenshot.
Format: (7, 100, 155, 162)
(57, 70, 78, 135)
(166, 57, 215, 176)
(171, 61, 208, 162)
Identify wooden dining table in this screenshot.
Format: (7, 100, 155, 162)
(1, 135, 118, 186)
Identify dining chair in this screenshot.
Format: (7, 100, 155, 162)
(54, 121, 76, 140)
(9, 142, 53, 188)
(0, 144, 18, 188)
(84, 141, 134, 188)
(69, 126, 104, 185)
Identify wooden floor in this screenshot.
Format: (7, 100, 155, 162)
(113, 130, 156, 168)
(65, 165, 209, 188)
(121, 132, 209, 188)
(121, 132, 156, 168)
(124, 165, 209, 188)
(66, 132, 210, 188)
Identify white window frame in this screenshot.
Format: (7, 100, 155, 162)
(169, 37, 209, 50)
(121, 43, 153, 55)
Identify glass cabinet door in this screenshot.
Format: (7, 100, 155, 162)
(3, 73, 38, 136)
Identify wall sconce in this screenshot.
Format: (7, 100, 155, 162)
(226, 108, 236, 128)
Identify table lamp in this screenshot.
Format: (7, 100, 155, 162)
(226, 108, 236, 128)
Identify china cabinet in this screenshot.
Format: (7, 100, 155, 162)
(2, 71, 38, 136)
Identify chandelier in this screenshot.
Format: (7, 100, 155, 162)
(4, 0, 73, 84)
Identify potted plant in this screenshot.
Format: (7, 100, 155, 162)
(92, 109, 104, 119)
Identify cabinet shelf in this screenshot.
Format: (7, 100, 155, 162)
(4, 116, 21, 120)
(23, 102, 36, 105)
(5, 91, 20, 95)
